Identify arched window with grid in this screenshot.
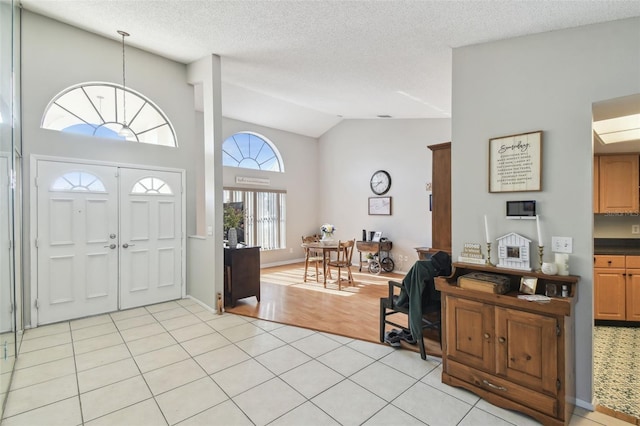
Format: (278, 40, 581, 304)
(41, 82, 177, 147)
(222, 132, 283, 172)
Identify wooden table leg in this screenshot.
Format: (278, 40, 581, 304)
(323, 250, 328, 288)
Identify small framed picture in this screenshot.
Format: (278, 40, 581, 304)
(372, 231, 382, 242)
(519, 276, 538, 295)
(368, 196, 392, 215)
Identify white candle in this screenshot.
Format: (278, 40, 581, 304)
(536, 215, 543, 247)
(484, 215, 490, 243)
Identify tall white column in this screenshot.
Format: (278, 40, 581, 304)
(186, 55, 223, 308)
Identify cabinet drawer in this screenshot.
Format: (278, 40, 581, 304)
(447, 360, 558, 417)
(594, 255, 625, 268)
(626, 256, 640, 269)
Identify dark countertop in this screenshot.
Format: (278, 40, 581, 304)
(594, 238, 640, 255)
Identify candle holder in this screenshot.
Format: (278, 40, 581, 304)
(486, 242, 495, 266)
(537, 245, 544, 272)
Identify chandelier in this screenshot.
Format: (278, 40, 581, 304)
(117, 30, 135, 140)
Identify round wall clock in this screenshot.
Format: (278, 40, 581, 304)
(370, 170, 391, 195)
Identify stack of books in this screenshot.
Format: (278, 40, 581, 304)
(458, 242, 486, 265)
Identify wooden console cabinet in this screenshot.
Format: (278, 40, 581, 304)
(435, 263, 579, 426)
(224, 246, 261, 307)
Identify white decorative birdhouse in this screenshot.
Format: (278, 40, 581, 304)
(496, 232, 532, 271)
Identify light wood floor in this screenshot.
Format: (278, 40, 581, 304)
(225, 262, 442, 357)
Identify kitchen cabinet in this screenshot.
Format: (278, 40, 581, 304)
(627, 262, 640, 321)
(436, 263, 578, 426)
(594, 255, 640, 321)
(595, 154, 639, 213)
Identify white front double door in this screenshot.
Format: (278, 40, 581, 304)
(36, 160, 184, 325)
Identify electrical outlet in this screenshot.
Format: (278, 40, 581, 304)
(551, 236, 573, 254)
(632, 225, 640, 234)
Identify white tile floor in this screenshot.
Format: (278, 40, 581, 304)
(0, 298, 629, 426)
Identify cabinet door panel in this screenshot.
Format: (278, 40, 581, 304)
(598, 154, 639, 213)
(626, 269, 640, 321)
(495, 308, 558, 396)
(446, 297, 494, 371)
(594, 268, 626, 320)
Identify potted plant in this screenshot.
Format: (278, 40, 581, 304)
(224, 204, 244, 248)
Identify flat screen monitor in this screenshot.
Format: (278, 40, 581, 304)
(506, 200, 536, 219)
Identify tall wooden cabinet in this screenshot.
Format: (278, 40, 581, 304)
(428, 142, 451, 254)
(594, 154, 639, 213)
(436, 263, 579, 426)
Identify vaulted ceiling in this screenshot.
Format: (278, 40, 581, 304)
(21, 1, 640, 138)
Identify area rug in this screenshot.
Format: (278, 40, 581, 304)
(593, 325, 640, 421)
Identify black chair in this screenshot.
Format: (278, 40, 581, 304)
(379, 251, 451, 360)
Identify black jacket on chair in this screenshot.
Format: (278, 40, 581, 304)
(395, 251, 452, 343)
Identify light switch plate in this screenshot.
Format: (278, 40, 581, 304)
(551, 236, 573, 254)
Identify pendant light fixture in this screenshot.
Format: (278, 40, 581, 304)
(117, 30, 135, 140)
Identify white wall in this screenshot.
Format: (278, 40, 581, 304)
(21, 12, 199, 323)
(222, 117, 320, 266)
(452, 17, 640, 407)
(319, 118, 451, 272)
(594, 215, 640, 238)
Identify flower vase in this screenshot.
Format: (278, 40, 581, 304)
(321, 232, 334, 244)
(228, 228, 238, 248)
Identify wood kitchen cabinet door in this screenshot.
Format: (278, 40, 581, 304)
(495, 307, 558, 395)
(594, 268, 626, 320)
(598, 154, 639, 213)
(626, 269, 640, 321)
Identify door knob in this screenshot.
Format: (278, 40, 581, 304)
(103, 244, 116, 249)
(122, 243, 135, 248)
(110, 233, 117, 239)
(498, 337, 506, 343)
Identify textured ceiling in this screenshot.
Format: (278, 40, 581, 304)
(20, 0, 640, 137)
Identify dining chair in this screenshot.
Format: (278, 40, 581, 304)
(327, 239, 355, 290)
(302, 235, 324, 282)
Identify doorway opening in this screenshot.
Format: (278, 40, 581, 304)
(592, 93, 640, 422)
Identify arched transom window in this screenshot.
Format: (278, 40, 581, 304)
(131, 177, 173, 195)
(222, 132, 284, 172)
(41, 82, 177, 147)
(51, 172, 106, 192)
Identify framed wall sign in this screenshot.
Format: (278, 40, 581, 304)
(489, 130, 542, 193)
(368, 196, 392, 215)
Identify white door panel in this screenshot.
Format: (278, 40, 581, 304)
(36, 161, 118, 324)
(36, 160, 184, 323)
(119, 168, 182, 309)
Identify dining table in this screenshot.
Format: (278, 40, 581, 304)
(301, 241, 340, 287)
